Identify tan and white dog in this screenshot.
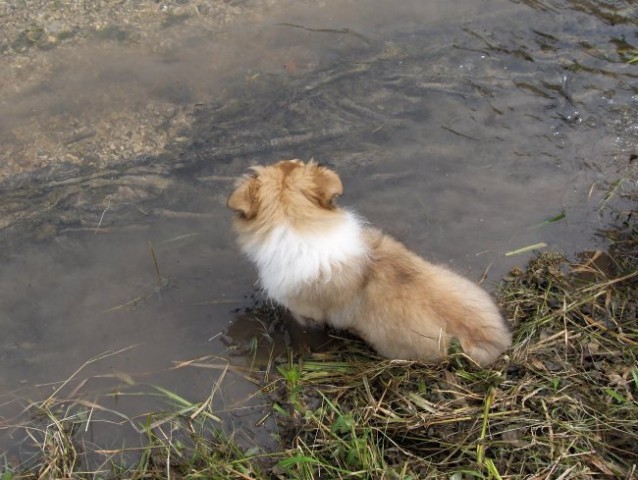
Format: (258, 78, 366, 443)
(227, 160, 511, 366)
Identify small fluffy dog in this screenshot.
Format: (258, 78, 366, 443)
(227, 160, 511, 366)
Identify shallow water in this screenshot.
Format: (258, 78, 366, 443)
(1, 0, 637, 463)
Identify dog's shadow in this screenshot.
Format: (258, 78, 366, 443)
(221, 304, 341, 366)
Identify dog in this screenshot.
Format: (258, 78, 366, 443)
(227, 160, 511, 366)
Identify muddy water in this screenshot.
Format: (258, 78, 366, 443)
(1, 0, 637, 462)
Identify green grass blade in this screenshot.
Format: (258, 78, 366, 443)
(505, 242, 548, 256)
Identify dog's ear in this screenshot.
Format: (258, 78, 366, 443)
(313, 167, 343, 209)
(227, 177, 259, 219)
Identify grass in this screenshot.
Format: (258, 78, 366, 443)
(2, 200, 637, 479)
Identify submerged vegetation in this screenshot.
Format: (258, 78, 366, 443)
(1, 197, 636, 479)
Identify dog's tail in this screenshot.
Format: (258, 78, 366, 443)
(451, 299, 511, 366)
(438, 272, 512, 366)
(458, 319, 511, 366)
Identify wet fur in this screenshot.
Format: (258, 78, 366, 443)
(228, 160, 512, 365)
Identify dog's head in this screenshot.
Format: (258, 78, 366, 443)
(227, 160, 343, 227)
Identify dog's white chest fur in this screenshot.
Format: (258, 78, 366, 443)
(241, 212, 367, 304)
